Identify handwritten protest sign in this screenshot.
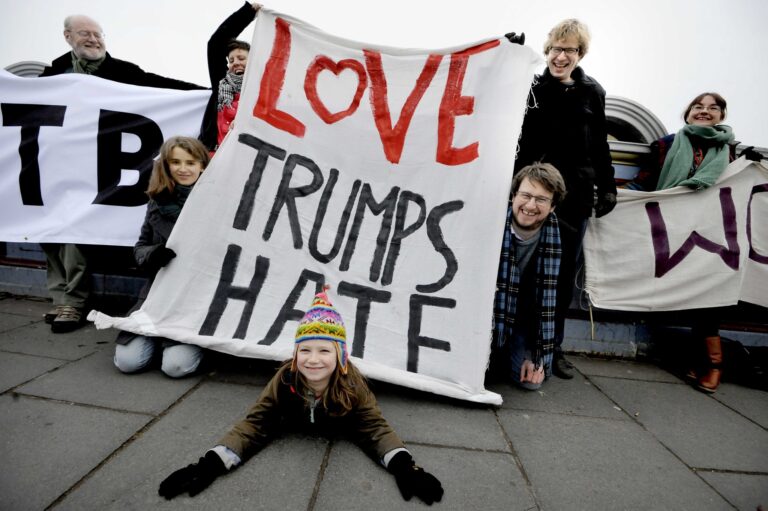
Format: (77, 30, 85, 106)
(584, 159, 768, 311)
(91, 10, 541, 404)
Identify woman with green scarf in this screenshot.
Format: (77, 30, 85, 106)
(626, 92, 735, 192)
(627, 92, 735, 393)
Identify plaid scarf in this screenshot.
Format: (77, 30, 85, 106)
(217, 71, 243, 111)
(493, 207, 561, 369)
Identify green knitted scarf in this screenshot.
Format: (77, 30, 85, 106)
(71, 51, 105, 75)
(656, 124, 734, 190)
(656, 124, 733, 190)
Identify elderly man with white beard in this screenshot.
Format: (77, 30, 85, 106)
(38, 14, 205, 333)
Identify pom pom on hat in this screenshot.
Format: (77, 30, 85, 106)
(292, 285, 348, 374)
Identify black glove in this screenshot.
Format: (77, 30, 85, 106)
(594, 192, 617, 218)
(504, 32, 525, 45)
(387, 451, 443, 505)
(740, 146, 763, 162)
(145, 245, 176, 271)
(158, 450, 227, 500)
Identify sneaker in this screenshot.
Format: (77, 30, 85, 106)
(51, 305, 84, 333)
(44, 305, 64, 324)
(552, 354, 575, 379)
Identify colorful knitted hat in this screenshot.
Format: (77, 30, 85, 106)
(291, 285, 348, 375)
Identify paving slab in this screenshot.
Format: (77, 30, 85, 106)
(0, 296, 51, 318)
(316, 440, 417, 511)
(0, 393, 152, 511)
(16, 346, 202, 415)
(698, 471, 768, 511)
(2, 293, 766, 511)
(498, 409, 728, 511)
(414, 444, 535, 511)
(205, 352, 280, 387)
(317, 441, 536, 511)
(570, 356, 681, 383)
(593, 376, 768, 472)
(374, 391, 507, 451)
(0, 350, 66, 393)
(58, 436, 326, 511)
(487, 370, 628, 420)
(0, 310, 41, 332)
(0, 320, 112, 360)
(55, 381, 324, 511)
(713, 382, 768, 429)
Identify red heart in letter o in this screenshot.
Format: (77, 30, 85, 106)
(304, 56, 367, 124)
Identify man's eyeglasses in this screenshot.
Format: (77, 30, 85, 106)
(515, 191, 552, 206)
(549, 47, 579, 56)
(691, 104, 722, 113)
(69, 30, 105, 40)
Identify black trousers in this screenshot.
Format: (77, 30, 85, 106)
(553, 214, 588, 353)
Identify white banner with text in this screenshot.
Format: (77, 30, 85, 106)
(91, 9, 542, 404)
(584, 159, 768, 311)
(0, 70, 210, 245)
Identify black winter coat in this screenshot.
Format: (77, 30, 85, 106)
(515, 66, 616, 224)
(115, 197, 179, 345)
(41, 52, 205, 91)
(133, 198, 177, 280)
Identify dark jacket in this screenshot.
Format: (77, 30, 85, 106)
(219, 365, 405, 462)
(200, 1, 258, 151)
(41, 51, 205, 91)
(133, 196, 176, 276)
(515, 66, 616, 224)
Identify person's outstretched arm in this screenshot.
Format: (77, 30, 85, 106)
(158, 369, 282, 499)
(207, 1, 261, 87)
(591, 87, 618, 217)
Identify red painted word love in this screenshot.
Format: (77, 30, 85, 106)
(253, 17, 500, 166)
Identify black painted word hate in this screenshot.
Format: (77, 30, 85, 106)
(198, 246, 453, 373)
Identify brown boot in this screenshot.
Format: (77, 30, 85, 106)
(697, 336, 722, 393)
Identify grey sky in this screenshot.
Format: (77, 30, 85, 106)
(2, 0, 766, 146)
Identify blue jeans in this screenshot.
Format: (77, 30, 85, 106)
(114, 335, 203, 378)
(501, 332, 553, 390)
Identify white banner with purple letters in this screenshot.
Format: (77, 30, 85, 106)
(584, 159, 768, 311)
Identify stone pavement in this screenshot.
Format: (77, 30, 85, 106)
(1, 294, 767, 511)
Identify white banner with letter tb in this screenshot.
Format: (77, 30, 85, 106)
(0, 70, 209, 246)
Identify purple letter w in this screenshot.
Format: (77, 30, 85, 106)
(645, 188, 739, 278)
